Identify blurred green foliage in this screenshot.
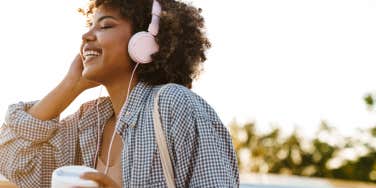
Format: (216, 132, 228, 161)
(230, 95, 376, 183)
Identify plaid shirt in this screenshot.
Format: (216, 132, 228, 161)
(0, 82, 239, 188)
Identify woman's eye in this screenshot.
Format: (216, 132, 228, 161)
(100, 25, 113, 29)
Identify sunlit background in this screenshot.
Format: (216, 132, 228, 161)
(1, 0, 376, 137)
(2, 0, 376, 186)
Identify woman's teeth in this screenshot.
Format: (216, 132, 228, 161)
(83, 50, 101, 60)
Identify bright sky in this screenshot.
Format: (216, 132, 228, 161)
(1, 0, 376, 136)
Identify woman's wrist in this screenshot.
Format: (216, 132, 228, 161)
(26, 76, 83, 121)
(62, 75, 86, 96)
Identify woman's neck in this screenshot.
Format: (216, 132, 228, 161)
(104, 76, 139, 119)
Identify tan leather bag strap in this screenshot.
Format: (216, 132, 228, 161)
(153, 85, 176, 188)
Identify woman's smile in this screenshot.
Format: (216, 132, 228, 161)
(83, 51, 101, 65)
(82, 46, 103, 65)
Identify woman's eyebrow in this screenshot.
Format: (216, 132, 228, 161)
(96, 15, 118, 23)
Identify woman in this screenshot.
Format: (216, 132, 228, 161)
(0, 0, 239, 187)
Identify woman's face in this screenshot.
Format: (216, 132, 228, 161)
(80, 5, 133, 84)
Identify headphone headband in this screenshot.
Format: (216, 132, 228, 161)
(148, 0, 161, 36)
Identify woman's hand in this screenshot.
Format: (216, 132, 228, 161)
(64, 54, 100, 94)
(72, 172, 121, 188)
(26, 54, 99, 120)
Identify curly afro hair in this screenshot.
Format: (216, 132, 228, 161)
(79, 0, 211, 87)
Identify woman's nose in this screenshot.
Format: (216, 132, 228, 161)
(82, 29, 96, 42)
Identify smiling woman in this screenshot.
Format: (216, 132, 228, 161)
(0, 0, 238, 187)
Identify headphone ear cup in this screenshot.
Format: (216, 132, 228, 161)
(128, 31, 159, 64)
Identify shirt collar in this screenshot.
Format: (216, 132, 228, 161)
(78, 96, 114, 131)
(116, 81, 153, 135)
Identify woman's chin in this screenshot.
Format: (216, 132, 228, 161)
(82, 68, 100, 83)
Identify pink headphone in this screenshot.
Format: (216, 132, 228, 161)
(128, 0, 161, 64)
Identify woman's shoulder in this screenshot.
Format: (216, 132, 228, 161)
(155, 83, 199, 106)
(156, 83, 192, 99)
(155, 83, 222, 123)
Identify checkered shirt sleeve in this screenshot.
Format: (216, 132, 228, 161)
(0, 100, 84, 188)
(157, 84, 240, 187)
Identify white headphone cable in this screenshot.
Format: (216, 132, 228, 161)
(93, 85, 103, 168)
(104, 63, 140, 175)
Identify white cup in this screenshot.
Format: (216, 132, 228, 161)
(51, 165, 99, 188)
